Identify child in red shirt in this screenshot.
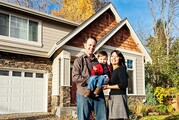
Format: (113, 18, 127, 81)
(84, 51, 111, 97)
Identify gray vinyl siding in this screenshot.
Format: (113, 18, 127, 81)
(42, 22, 74, 52)
(136, 56, 144, 95)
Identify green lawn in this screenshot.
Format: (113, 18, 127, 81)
(140, 113, 179, 120)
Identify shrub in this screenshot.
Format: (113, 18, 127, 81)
(167, 105, 175, 113)
(156, 104, 167, 115)
(146, 83, 157, 105)
(154, 87, 177, 105)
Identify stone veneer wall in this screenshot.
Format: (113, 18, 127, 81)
(66, 9, 117, 48)
(128, 96, 146, 106)
(0, 51, 53, 112)
(60, 87, 71, 107)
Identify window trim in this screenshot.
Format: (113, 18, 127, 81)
(0, 11, 42, 47)
(125, 56, 137, 95)
(0, 68, 46, 78)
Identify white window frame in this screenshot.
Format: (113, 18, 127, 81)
(125, 56, 137, 95)
(0, 11, 42, 47)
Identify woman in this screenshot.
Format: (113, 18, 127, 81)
(103, 50, 129, 120)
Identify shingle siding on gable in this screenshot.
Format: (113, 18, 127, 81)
(66, 10, 117, 47)
(66, 11, 141, 54)
(105, 25, 141, 53)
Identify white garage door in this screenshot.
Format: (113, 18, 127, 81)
(0, 69, 47, 114)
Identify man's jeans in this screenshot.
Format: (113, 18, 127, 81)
(76, 93, 107, 120)
(87, 75, 106, 90)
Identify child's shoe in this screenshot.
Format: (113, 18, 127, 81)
(94, 87, 101, 97)
(84, 89, 91, 97)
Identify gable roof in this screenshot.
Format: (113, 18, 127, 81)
(0, 1, 79, 26)
(48, 2, 121, 57)
(95, 18, 152, 62)
(48, 2, 151, 62)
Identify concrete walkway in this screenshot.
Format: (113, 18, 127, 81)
(0, 112, 57, 120)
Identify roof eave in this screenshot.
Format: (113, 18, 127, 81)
(0, 1, 79, 26)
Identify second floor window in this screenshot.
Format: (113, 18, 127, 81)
(0, 13, 38, 42)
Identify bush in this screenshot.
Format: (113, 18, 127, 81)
(156, 104, 167, 115)
(146, 83, 157, 105)
(154, 87, 177, 104)
(167, 105, 175, 113)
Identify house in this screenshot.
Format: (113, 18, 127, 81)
(0, 1, 151, 116)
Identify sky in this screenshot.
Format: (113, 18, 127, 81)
(109, 0, 153, 34)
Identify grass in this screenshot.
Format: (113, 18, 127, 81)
(140, 112, 179, 120)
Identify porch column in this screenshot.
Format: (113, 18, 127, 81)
(59, 50, 71, 107)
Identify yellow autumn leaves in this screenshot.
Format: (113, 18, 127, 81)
(52, 0, 95, 23)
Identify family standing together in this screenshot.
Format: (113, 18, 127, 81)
(72, 36, 129, 120)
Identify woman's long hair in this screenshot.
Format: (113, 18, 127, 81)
(110, 50, 127, 71)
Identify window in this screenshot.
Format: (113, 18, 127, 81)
(25, 72, 33, 77)
(0, 13, 39, 42)
(36, 73, 44, 78)
(0, 70, 9, 76)
(0, 13, 9, 36)
(126, 59, 135, 94)
(12, 71, 21, 77)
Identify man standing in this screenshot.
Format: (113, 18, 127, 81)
(72, 36, 108, 120)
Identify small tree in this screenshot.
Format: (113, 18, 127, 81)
(145, 83, 157, 106)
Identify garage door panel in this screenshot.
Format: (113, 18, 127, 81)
(35, 105, 44, 111)
(0, 78, 10, 85)
(0, 88, 9, 94)
(0, 105, 8, 113)
(23, 80, 34, 87)
(11, 79, 22, 86)
(34, 80, 44, 87)
(11, 96, 22, 103)
(23, 89, 34, 94)
(11, 88, 22, 95)
(23, 106, 33, 112)
(10, 106, 22, 113)
(0, 70, 47, 114)
(34, 89, 44, 94)
(23, 96, 33, 103)
(0, 97, 9, 103)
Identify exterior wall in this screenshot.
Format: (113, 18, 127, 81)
(0, 8, 75, 57)
(59, 87, 71, 107)
(42, 21, 74, 52)
(66, 9, 117, 47)
(0, 51, 53, 112)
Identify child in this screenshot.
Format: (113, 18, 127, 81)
(84, 51, 111, 97)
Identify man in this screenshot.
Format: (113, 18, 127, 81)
(72, 36, 108, 120)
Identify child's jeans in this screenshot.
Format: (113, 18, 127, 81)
(87, 75, 106, 91)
